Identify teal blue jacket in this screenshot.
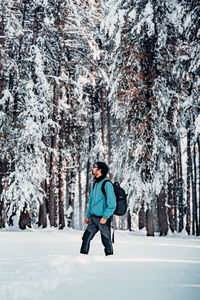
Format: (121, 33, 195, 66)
(86, 178, 116, 220)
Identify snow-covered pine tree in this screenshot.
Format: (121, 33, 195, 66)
(0, 0, 199, 234)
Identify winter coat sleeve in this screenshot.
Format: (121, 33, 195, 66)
(103, 182, 116, 220)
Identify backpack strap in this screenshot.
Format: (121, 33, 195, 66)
(93, 179, 112, 197)
(101, 179, 111, 197)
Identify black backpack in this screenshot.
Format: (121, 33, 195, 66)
(101, 180, 127, 216)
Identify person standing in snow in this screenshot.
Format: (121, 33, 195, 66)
(80, 162, 116, 256)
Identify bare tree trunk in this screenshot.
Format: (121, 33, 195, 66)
(120, 215, 126, 230)
(31, 6, 39, 84)
(19, 203, 31, 230)
(173, 160, 178, 231)
(0, 181, 7, 228)
(85, 137, 91, 215)
(107, 101, 112, 166)
(168, 179, 175, 233)
(192, 142, 199, 235)
(38, 179, 47, 228)
(39, 136, 48, 228)
(127, 209, 132, 231)
(91, 92, 95, 147)
(157, 187, 168, 236)
(49, 148, 57, 227)
(100, 88, 107, 161)
(0, 198, 6, 228)
(65, 171, 70, 227)
(146, 204, 154, 236)
(57, 110, 65, 229)
(186, 124, 191, 235)
(85, 162, 90, 215)
(78, 155, 82, 230)
(177, 141, 184, 232)
(0, 12, 6, 99)
(139, 201, 146, 230)
(32, 6, 39, 45)
(198, 135, 200, 235)
(85, 90, 95, 215)
(49, 84, 58, 227)
(58, 153, 65, 229)
(0, 12, 7, 229)
(0, 163, 7, 193)
(67, 170, 75, 228)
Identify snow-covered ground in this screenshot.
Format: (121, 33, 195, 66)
(0, 228, 200, 300)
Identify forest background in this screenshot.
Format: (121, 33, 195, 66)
(0, 0, 199, 236)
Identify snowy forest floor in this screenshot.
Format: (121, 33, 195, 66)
(0, 228, 200, 300)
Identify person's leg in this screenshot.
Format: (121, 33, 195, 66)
(99, 218, 113, 256)
(80, 217, 99, 254)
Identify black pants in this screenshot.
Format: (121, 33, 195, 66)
(80, 215, 113, 256)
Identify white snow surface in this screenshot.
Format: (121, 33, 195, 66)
(0, 228, 200, 300)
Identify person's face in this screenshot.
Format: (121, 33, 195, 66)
(92, 164, 102, 177)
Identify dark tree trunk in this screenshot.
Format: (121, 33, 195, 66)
(107, 101, 112, 166)
(146, 205, 154, 236)
(168, 179, 176, 233)
(186, 124, 192, 235)
(85, 89, 95, 215)
(19, 211, 28, 230)
(173, 160, 178, 231)
(177, 141, 184, 232)
(0, 15, 6, 99)
(192, 142, 199, 235)
(58, 153, 65, 230)
(67, 170, 75, 227)
(100, 88, 107, 160)
(0, 198, 6, 228)
(38, 179, 47, 228)
(127, 209, 132, 231)
(49, 84, 58, 227)
(0, 162, 7, 193)
(78, 155, 82, 230)
(58, 110, 65, 230)
(157, 187, 168, 236)
(91, 88, 96, 147)
(0, 181, 7, 228)
(31, 5, 39, 86)
(32, 6, 39, 45)
(85, 138, 91, 215)
(65, 171, 70, 227)
(19, 204, 31, 230)
(198, 135, 200, 235)
(49, 149, 57, 227)
(139, 202, 146, 230)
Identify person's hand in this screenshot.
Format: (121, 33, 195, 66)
(84, 218, 90, 224)
(100, 217, 107, 224)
